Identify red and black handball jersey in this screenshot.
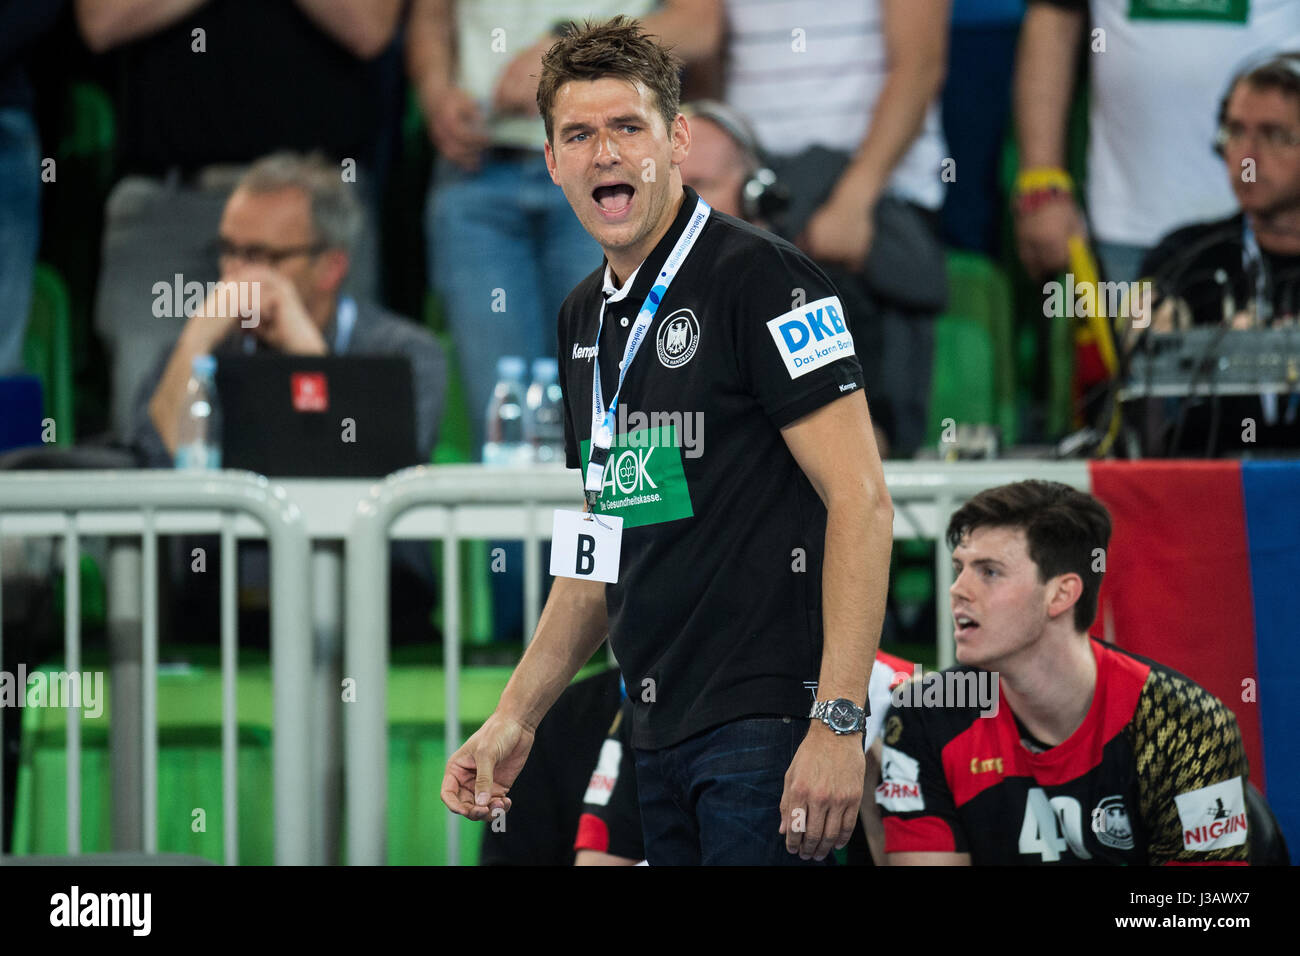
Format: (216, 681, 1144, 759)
(877, 638, 1251, 865)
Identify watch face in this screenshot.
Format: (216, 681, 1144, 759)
(828, 698, 859, 732)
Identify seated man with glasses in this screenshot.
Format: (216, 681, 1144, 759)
(1139, 53, 1300, 332)
(129, 151, 447, 647)
(1130, 53, 1300, 453)
(133, 150, 446, 464)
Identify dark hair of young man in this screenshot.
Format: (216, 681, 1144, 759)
(1217, 52, 1300, 128)
(536, 16, 682, 146)
(946, 480, 1113, 633)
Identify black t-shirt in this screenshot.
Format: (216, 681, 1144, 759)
(557, 186, 866, 750)
(0, 0, 64, 111)
(877, 638, 1252, 865)
(1139, 213, 1300, 327)
(111, 0, 399, 175)
(478, 667, 623, 866)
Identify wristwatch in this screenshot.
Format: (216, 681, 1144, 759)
(809, 697, 867, 735)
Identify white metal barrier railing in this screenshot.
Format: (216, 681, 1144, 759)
(343, 460, 1090, 866)
(0, 471, 313, 864)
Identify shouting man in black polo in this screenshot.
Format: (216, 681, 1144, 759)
(441, 16, 893, 865)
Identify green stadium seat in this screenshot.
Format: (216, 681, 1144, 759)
(15, 651, 612, 864)
(13, 651, 518, 865)
(927, 306, 996, 444)
(938, 251, 1019, 444)
(59, 82, 115, 161)
(22, 263, 75, 445)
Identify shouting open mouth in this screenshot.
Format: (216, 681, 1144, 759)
(592, 181, 636, 221)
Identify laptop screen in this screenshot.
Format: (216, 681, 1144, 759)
(215, 354, 419, 478)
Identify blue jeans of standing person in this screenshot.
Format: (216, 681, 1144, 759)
(634, 716, 837, 866)
(428, 152, 602, 456)
(0, 108, 42, 377)
(429, 151, 601, 640)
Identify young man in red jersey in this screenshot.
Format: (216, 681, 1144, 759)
(879, 480, 1252, 865)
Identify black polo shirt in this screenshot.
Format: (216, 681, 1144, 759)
(110, 0, 399, 176)
(556, 185, 866, 750)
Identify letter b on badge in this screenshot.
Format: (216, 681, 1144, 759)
(576, 534, 597, 575)
(550, 510, 623, 583)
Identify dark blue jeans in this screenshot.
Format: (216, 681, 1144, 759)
(0, 107, 41, 378)
(634, 716, 834, 866)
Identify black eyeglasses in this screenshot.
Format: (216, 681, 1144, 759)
(214, 237, 329, 266)
(1215, 122, 1300, 151)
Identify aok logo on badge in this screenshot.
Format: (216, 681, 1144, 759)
(765, 295, 855, 379)
(580, 424, 694, 530)
(604, 447, 658, 497)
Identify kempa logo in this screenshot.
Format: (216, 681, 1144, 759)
(656, 308, 700, 368)
(153, 273, 260, 328)
(1042, 275, 1152, 326)
(0, 666, 104, 718)
(572, 342, 598, 361)
(890, 663, 999, 718)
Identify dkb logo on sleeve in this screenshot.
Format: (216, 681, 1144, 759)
(579, 424, 693, 529)
(765, 295, 855, 379)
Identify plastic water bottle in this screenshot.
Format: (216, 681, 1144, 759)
(175, 354, 222, 469)
(527, 357, 565, 465)
(483, 355, 534, 466)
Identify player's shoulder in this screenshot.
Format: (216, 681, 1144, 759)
(702, 209, 829, 285)
(1141, 213, 1244, 280)
(1099, 641, 1241, 744)
(884, 663, 992, 744)
(1140, 660, 1239, 727)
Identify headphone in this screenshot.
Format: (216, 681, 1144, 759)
(681, 99, 789, 222)
(1214, 50, 1300, 155)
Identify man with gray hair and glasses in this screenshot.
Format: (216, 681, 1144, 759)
(130, 151, 447, 651)
(133, 151, 446, 466)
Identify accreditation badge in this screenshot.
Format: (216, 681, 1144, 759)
(550, 510, 623, 584)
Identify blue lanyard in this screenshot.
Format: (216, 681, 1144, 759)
(1242, 220, 1272, 326)
(584, 197, 711, 505)
(335, 296, 358, 354)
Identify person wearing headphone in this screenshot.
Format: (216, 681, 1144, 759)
(677, 100, 901, 459)
(677, 100, 788, 227)
(1134, 53, 1300, 453)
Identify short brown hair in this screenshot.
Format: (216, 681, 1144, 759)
(1218, 52, 1300, 127)
(946, 481, 1112, 633)
(536, 16, 682, 146)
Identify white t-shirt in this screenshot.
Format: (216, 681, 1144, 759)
(723, 0, 947, 210)
(455, 0, 656, 151)
(1082, 0, 1300, 246)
